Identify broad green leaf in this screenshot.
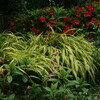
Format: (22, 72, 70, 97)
(8, 94, 15, 100)
(7, 75, 13, 83)
(22, 75, 28, 83)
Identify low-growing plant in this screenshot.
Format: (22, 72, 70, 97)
(44, 82, 64, 100)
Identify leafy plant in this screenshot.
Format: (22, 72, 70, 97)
(26, 83, 42, 100)
(6, 2, 100, 43)
(1, 33, 99, 81)
(44, 82, 65, 100)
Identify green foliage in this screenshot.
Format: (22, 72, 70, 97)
(1, 33, 99, 81)
(7, 2, 100, 47)
(0, 90, 15, 100)
(44, 82, 63, 100)
(0, 1, 100, 99)
(26, 83, 42, 100)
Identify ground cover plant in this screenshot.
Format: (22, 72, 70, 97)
(1, 33, 99, 79)
(0, 32, 100, 99)
(0, 0, 100, 100)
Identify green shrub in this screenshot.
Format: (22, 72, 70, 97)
(2, 33, 99, 81)
(7, 2, 100, 42)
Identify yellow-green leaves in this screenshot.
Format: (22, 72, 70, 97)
(2, 33, 99, 81)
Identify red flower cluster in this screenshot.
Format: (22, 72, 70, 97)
(62, 29, 76, 35)
(71, 19, 80, 25)
(84, 11, 92, 17)
(31, 27, 40, 35)
(76, 8, 83, 12)
(9, 22, 15, 30)
(67, 29, 76, 35)
(88, 33, 95, 39)
(49, 10, 55, 15)
(86, 21, 91, 27)
(8, 2, 99, 41)
(39, 16, 46, 22)
(46, 22, 53, 28)
(76, 13, 81, 17)
(50, 19, 56, 24)
(86, 18, 96, 27)
(63, 24, 70, 30)
(91, 18, 96, 23)
(65, 16, 70, 21)
(86, 4, 95, 12)
(42, 8, 46, 11)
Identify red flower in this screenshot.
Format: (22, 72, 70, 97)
(85, 18, 96, 27)
(86, 21, 91, 27)
(76, 13, 81, 17)
(46, 22, 51, 26)
(71, 19, 80, 25)
(62, 30, 67, 34)
(63, 24, 70, 30)
(67, 29, 76, 35)
(9, 22, 14, 26)
(42, 8, 46, 11)
(50, 19, 56, 24)
(62, 29, 76, 35)
(88, 33, 95, 39)
(91, 18, 96, 23)
(86, 4, 95, 12)
(65, 16, 70, 21)
(84, 11, 92, 17)
(49, 9, 54, 15)
(76, 8, 83, 12)
(39, 16, 46, 22)
(46, 23, 53, 28)
(31, 27, 41, 35)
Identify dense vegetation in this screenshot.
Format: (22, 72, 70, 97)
(0, 0, 100, 100)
